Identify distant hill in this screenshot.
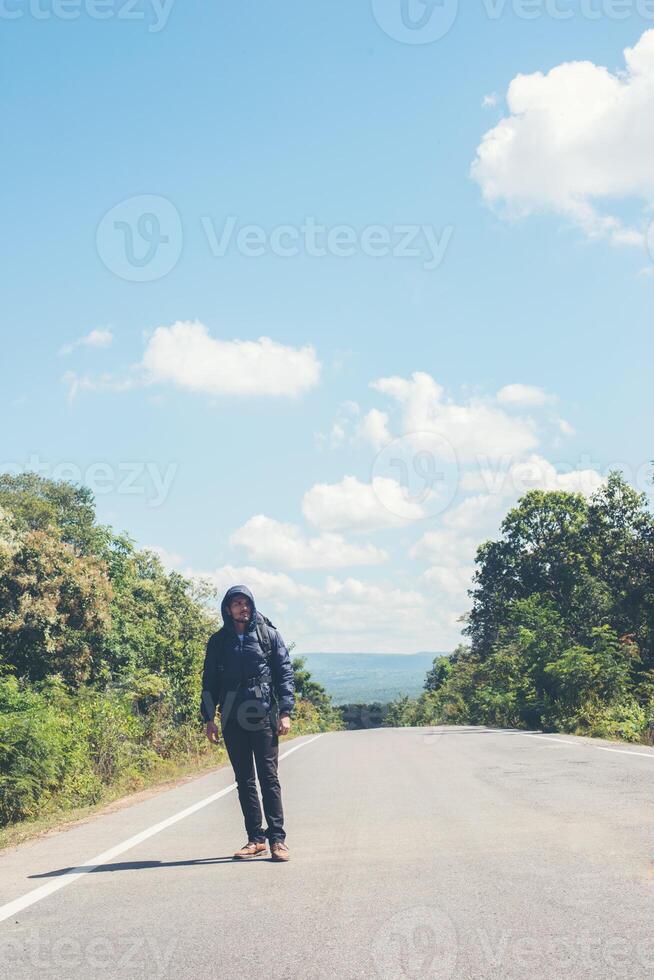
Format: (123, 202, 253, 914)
(297, 652, 444, 705)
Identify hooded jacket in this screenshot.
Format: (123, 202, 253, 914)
(200, 585, 295, 724)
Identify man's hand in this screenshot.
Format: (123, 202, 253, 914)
(205, 720, 220, 744)
(277, 712, 291, 736)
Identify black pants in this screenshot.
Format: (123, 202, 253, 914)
(220, 699, 286, 844)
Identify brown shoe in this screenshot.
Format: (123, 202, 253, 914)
(233, 841, 269, 859)
(270, 840, 290, 862)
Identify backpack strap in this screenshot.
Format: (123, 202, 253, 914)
(255, 612, 275, 671)
(255, 612, 279, 711)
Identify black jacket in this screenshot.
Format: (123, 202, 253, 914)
(200, 585, 295, 723)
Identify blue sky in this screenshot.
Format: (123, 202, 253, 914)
(3, 1, 653, 652)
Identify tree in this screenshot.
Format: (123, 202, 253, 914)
(424, 653, 453, 693)
(0, 473, 109, 556)
(0, 523, 112, 685)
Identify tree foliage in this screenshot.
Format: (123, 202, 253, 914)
(387, 472, 654, 743)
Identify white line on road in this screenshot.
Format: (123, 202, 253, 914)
(0, 733, 323, 926)
(509, 731, 654, 758)
(593, 746, 654, 759)
(510, 734, 578, 745)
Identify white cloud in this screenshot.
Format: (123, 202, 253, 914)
(356, 408, 392, 451)
(556, 417, 576, 438)
(61, 370, 137, 403)
(59, 327, 113, 355)
(371, 371, 539, 461)
(300, 576, 454, 649)
(142, 321, 321, 398)
(471, 30, 654, 247)
(189, 564, 318, 605)
(411, 454, 605, 622)
(229, 514, 388, 570)
(458, 453, 604, 501)
(302, 475, 424, 532)
(411, 527, 480, 567)
(320, 402, 391, 452)
(323, 401, 360, 449)
(423, 563, 474, 600)
(482, 92, 498, 108)
(145, 545, 184, 571)
(497, 383, 554, 407)
(177, 563, 459, 651)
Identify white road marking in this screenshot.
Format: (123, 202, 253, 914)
(510, 734, 578, 745)
(370, 727, 654, 759)
(509, 731, 654, 758)
(0, 733, 323, 926)
(594, 746, 654, 759)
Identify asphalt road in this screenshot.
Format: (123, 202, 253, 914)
(1, 725, 653, 980)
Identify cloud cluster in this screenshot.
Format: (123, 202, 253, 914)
(229, 515, 388, 570)
(142, 321, 321, 398)
(59, 328, 113, 356)
(182, 560, 453, 652)
(369, 371, 540, 461)
(471, 30, 654, 247)
(302, 475, 425, 532)
(62, 321, 321, 402)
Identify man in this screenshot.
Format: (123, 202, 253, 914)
(200, 585, 295, 862)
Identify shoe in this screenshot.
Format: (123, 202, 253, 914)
(233, 840, 269, 859)
(270, 840, 290, 862)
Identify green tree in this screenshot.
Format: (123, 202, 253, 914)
(424, 653, 453, 693)
(0, 522, 112, 685)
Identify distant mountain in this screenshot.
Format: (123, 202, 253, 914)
(297, 652, 444, 705)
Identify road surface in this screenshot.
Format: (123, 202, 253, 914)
(0, 725, 653, 979)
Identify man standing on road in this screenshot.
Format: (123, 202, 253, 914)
(200, 585, 295, 862)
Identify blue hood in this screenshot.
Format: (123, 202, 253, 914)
(220, 585, 257, 631)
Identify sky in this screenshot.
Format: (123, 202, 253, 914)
(2, 0, 654, 653)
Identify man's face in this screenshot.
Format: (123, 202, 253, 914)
(229, 594, 252, 623)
